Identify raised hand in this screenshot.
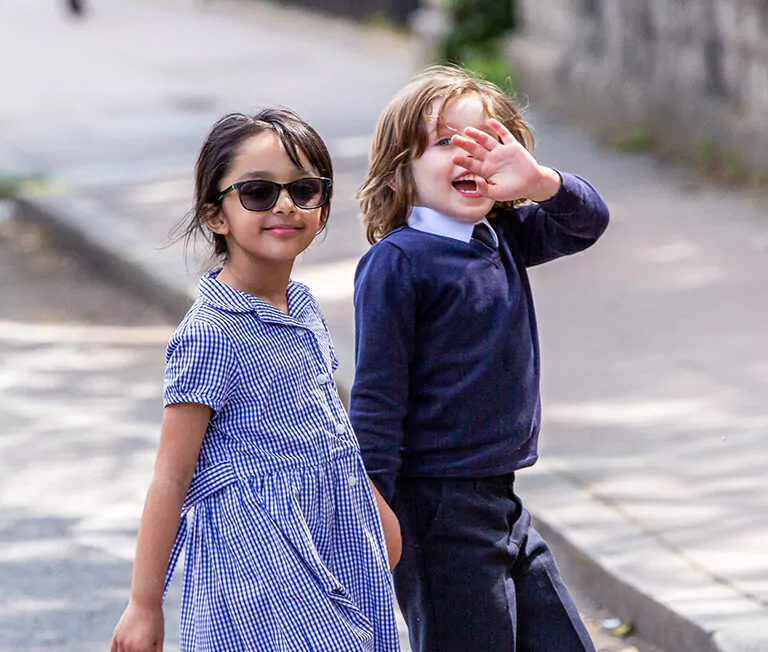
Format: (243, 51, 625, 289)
(451, 118, 560, 203)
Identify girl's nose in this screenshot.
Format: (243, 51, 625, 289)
(273, 187, 296, 212)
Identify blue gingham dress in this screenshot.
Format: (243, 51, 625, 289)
(162, 269, 400, 651)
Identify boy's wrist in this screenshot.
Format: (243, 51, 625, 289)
(527, 167, 562, 203)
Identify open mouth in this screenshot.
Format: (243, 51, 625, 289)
(452, 177, 479, 196)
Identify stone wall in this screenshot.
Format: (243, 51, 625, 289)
(506, 0, 768, 174)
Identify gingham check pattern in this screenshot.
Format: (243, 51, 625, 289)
(162, 270, 400, 651)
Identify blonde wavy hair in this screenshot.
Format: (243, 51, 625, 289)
(357, 64, 534, 244)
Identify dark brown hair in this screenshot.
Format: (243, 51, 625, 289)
(173, 107, 333, 266)
(357, 64, 533, 244)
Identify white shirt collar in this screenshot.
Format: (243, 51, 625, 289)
(407, 206, 498, 247)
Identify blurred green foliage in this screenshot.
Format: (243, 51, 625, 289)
(441, 0, 517, 90)
(365, 11, 409, 36)
(694, 136, 719, 174)
(0, 177, 23, 198)
(613, 128, 653, 153)
(722, 149, 746, 183)
(691, 136, 766, 187)
(0, 174, 47, 198)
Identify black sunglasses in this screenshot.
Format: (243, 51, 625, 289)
(216, 177, 332, 212)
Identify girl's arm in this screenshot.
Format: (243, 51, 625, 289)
(369, 478, 402, 570)
(111, 402, 211, 652)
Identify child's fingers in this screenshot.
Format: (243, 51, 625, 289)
(475, 176, 491, 196)
(487, 118, 515, 145)
(462, 127, 500, 152)
(451, 134, 487, 159)
(475, 177, 505, 201)
(452, 154, 483, 175)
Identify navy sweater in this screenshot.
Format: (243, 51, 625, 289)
(350, 173, 609, 502)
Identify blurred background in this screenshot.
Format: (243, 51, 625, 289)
(1, 1, 766, 651)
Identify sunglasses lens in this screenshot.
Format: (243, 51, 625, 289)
(289, 178, 326, 208)
(239, 181, 279, 211)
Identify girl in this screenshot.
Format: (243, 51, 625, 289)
(111, 108, 401, 652)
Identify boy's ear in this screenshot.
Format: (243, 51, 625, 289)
(203, 203, 228, 235)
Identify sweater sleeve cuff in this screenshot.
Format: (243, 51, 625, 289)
(536, 170, 587, 214)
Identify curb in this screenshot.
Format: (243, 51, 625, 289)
(517, 461, 768, 652)
(13, 194, 193, 322)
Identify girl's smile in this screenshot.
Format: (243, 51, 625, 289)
(200, 129, 330, 309)
(263, 221, 306, 237)
(205, 130, 325, 294)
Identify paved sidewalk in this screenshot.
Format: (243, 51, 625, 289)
(3, 0, 768, 650)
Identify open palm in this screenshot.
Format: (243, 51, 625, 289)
(452, 119, 543, 203)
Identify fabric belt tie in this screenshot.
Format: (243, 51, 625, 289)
(163, 461, 237, 599)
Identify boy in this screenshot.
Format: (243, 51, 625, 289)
(350, 65, 609, 651)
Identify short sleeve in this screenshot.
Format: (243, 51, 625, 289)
(163, 320, 239, 410)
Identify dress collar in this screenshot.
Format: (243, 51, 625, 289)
(407, 206, 498, 248)
(197, 268, 313, 326)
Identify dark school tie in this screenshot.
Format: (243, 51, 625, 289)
(472, 222, 497, 250)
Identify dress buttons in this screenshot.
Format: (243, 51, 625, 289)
(335, 422, 346, 435)
(347, 475, 358, 487)
(294, 327, 304, 336)
(316, 373, 329, 385)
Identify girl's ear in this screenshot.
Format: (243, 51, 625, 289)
(203, 203, 228, 235)
(317, 211, 329, 235)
